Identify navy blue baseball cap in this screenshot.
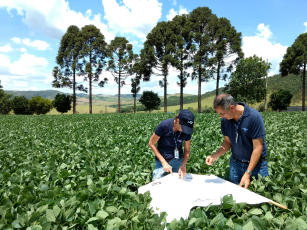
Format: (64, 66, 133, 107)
(179, 109, 195, 135)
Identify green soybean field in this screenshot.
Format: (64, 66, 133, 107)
(0, 112, 306, 230)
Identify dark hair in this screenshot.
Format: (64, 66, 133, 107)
(213, 94, 237, 110)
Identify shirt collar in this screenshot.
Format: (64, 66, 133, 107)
(237, 102, 250, 118)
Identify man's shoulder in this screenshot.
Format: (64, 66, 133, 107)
(157, 118, 173, 129)
(246, 106, 263, 121)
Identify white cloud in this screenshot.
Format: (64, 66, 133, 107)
(20, 48, 27, 53)
(11, 37, 50, 50)
(0, 0, 114, 41)
(304, 22, 307, 32)
(242, 23, 287, 76)
(0, 44, 13, 53)
(102, 0, 162, 40)
(166, 6, 188, 21)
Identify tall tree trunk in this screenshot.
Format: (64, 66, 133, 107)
(73, 69, 76, 114)
(118, 73, 121, 113)
(198, 66, 201, 113)
(134, 96, 136, 113)
(216, 63, 221, 96)
(302, 61, 306, 111)
(180, 71, 183, 111)
(164, 74, 167, 113)
(89, 73, 92, 114)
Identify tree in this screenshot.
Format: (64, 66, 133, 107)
(0, 89, 12, 114)
(107, 37, 134, 113)
(269, 89, 293, 111)
(139, 91, 161, 111)
(189, 7, 216, 113)
(53, 93, 72, 113)
(12, 96, 33, 115)
(79, 25, 108, 114)
(142, 21, 173, 112)
(29, 96, 53, 115)
(225, 55, 270, 104)
(52, 25, 86, 114)
(131, 77, 140, 114)
(210, 17, 243, 97)
(280, 33, 307, 111)
(169, 14, 193, 110)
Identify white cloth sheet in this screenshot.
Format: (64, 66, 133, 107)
(138, 173, 271, 222)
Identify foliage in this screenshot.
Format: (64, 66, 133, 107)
(107, 37, 134, 113)
(280, 32, 307, 111)
(142, 21, 173, 112)
(225, 55, 270, 103)
(29, 96, 53, 115)
(0, 112, 306, 229)
(79, 25, 108, 114)
(131, 77, 140, 114)
(269, 90, 293, 111)
(169, 14, 193, 110)
(53, 93, 72, 113)
(12, 96, 33, 115)
(0, 89, 12, 114)
(52, 25, 86, 114)
(139, 91, 161, 111)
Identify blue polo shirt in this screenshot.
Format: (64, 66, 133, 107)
(155, 118, 192, 161)
(221, 103, 267, 161)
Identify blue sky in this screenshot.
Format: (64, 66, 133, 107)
(0, 0, 306, 96)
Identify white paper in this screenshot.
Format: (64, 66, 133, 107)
(138, 173, 271, 222)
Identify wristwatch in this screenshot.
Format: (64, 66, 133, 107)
(245, 169, 252, 175)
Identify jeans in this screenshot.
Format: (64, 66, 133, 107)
(152, 158, 183, 181)
(229, 156, 268, 184)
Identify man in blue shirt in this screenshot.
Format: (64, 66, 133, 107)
(149, 110, 195, 181)
(206, 94, 268, 188)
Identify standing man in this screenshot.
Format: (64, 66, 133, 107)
(149, 110, 195, 181)
(206, 94, 268, 188)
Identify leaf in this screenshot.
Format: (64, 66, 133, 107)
(12, 219, 22, 228)
(251, 216, 266, 230)
(210, 213, 226, 229)
(242, 221, 254, 230)
(222, 194, 234, 209)
(96, 210, 109, 219)
(105, 206, 117, 213)
(87, 224, 98, 230)
(106, 217, 122, 230)
(53, 205, 61, 218)
(46, 209, 56, 222)
(264, 211, 273, 220)
(86, 217, 99, 224)
(248, 208, 263, 215)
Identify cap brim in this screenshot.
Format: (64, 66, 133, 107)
(181, 125, 193, 135)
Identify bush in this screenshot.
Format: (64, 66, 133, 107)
(12, 96, 33, 115)
(29, 96, 53, 115)
(0, 90, 12, 114)
(258, 103, 265, 112)
(269, 89, 293, 111)
(201, 106, 214, 113)
(139, 91, 161, 111)
(53, 93, 72, 113)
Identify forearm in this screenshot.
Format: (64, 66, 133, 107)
(182, 150, 190, 165)
(149, 143, 167, 165)
(213, 140, 231, 158)
(247, 147, 262, 172)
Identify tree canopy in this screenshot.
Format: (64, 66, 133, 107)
(280, 32, 307, 111)
(139, 91, 161, 111)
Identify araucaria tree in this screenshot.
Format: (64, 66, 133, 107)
(210, 17, 243, 97)
(189, 7, 216, 113)
(79, 25, 108, 114)
(225, 55, 270, 104)
(107, 37, 134, 113)
(169, 14, 193, 111)
(143, 21, 173, 112)
(52, 25, 85, 114)
(280, 32, 307, 111)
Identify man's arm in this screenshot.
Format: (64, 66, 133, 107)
(148, 133, 172, 173)
(206, 136, 231, 165)
(178, 140, 191, 178)
(239, 138, 263, 188)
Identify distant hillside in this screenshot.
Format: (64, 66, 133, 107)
(5, 90, 63, 99)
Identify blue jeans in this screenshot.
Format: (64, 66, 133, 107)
(152, 158, 183, 181)
(229, 156, 268, 184)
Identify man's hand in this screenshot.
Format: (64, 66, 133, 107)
(162, 162, 173, 174)
(205, 154, 218, 165)
(239, 172, 250, 188)
(178, 164, 186, 179)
